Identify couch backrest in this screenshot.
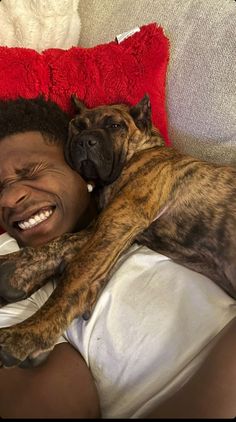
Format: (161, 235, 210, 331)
(78, 0, 236, 165)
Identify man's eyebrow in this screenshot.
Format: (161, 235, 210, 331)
(0, 163, 41, 189)
(15, 162, 42, 176)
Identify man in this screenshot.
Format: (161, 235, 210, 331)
(0, 97, 235, 418)
(0, 96, 100, 418)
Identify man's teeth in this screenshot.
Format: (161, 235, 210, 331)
(18, 209, 53, 230)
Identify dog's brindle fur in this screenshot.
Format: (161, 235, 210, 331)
(0, 95, 235, 367)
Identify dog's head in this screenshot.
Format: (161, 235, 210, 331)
(65, 94, 164, 186)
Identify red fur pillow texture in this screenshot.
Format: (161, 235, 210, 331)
(0, 23, 170, 235)
(0, 22, 170, 143)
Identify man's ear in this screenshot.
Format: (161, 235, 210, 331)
(71, 94, 87, 114)
(130, 94, 152, 133)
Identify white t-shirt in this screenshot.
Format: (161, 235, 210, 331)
(0, 232, 235, 418)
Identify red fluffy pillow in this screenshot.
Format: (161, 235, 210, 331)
(0, 23, 170, 141)
(0, 23, 170, 235)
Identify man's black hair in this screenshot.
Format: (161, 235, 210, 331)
(0, 96, 70, 144)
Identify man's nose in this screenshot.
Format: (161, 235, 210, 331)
(0, 184, 29, 208)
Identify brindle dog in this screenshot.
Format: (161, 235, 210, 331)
(0, 95, 235, 368)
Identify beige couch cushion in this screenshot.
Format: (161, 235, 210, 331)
(78, 0, 236, 165)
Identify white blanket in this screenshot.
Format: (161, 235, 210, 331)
(0, 0, 81, 52)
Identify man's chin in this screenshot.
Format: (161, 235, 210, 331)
(10, 217, 61, 248)
(14, 231, 53, 248)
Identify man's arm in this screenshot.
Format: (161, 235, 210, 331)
(147, 317, 236, 419)
(0, 342, 101, 418)
(0, 233, 100, 418)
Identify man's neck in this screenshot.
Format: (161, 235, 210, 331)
(75, 196, 98, 231)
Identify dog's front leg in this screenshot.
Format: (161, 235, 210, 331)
(0, 191, 155, 367)
(0, 228, 94, 304)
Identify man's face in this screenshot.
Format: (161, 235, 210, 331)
(0, 131, 91, 247)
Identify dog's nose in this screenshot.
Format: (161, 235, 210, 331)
(87, 138, 97, 147)
(78, 134, 97, 148)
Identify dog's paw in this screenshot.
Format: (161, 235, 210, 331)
(0, 347, 51, 368)
(0, 260, 27, 302)
(0, 325, 53, 368)
(0, 245, 63, 302)
(0, 249, 37, 302)
(0, 297, 8, 308)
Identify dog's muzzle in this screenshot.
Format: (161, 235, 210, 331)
(65, 130, 115, 184)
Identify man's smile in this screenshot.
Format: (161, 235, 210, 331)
(11, 206, 56, 232)
(16, 206, 55, 231)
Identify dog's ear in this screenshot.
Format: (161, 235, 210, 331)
(71, 94, 87, 114)
(130, 94, 152, 133)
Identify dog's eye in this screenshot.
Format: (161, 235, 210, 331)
(76, 122, 87, 131)
(106, 123, 121, 129)
(71, 118, 88, 132)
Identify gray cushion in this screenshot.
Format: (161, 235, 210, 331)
(78, 0, 236, 164)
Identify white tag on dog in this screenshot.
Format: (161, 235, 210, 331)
(116, 27, 140, 44)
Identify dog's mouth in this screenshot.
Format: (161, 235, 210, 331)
(80, 159, 99, 180)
